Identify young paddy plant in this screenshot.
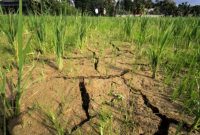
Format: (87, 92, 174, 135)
(137, 18, 148, 48)
(77, 17, 91, 49)
(173, 72, 200, 132)
(172, 50, 200, 132)
(147, 21, 173, 79)
(28, 15, 46, 54)
(15, 0, 24, 117)
(0, 71, 11, 135)
(123, 17, 135, 41)
(0, 14, 18, 55)
(171, 18, 184, 53)
(0, 0, 26, 133)
(182, 20, 200, 50)
(0, 6, 3, 14)
(53, 16, 67, 71)
(98, 108, 113, 135)
(33, 104, 66, 135)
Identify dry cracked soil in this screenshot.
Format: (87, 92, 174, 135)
(1, 43, 199, 135)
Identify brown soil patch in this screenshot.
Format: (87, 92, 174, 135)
(1, 45, 199, 135)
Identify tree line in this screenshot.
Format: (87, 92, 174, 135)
(1, 0, 200, 16)
(74, 0, 200, 16)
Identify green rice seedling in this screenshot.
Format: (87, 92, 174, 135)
(15, 0, 24, 116)
(0, 14, 18, 55)
(27, 16, 35, 32)
(54, 16, 67, 71)
(0, 18, 30, 131)
(138, 18, 148, 47)
(0, 6, 3, 14)
(148, 22, 173, 79)
(0, 0, 30, 121)
(164, 52, 184, 84)
(77, 17, 90, 49)
(182, 27, 192, 49)
(27, 15, 47, 54)
(123, 17, 135, 41)
(181, 20, 200, 50)
(121, 95, 135, 134)
(171, 50, 200, 132)
(0, 70, 24, 134)
(29, 16, 46, 54)
(34, 104, 65, 135)
(173, 72, 200, 132)
(180, 19, 199, 50)
(0, 71, 12, 135)
(172, 18, 184, 53)
(189, 20, 199, 43)
(172, 40, 200, 131)
(98, 108, 113, 135)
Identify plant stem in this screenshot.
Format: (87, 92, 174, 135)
(16, 0, 23, 116)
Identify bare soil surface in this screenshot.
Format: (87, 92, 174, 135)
(2, 44, 200, 135)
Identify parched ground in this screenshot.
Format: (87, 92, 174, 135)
(2, 43, 200, 135)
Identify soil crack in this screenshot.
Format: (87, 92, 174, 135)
(71, 115, 96, 133)
(79, 77, 90, 120)
(121, 77, 141, 93)
(141, 94, 190, 135)
(93, 52, 99, 72)
(56, 69, 130, 80)
(87, 48, 99, 72)
(121, 77, 191, 134)
(111, 43, 120, 52)
(70, 77, 94, 133)
(70, 77, 98, 133)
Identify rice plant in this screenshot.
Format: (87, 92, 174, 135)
(0, 14, 18, 55)
(123, 17, 135, 41)
(53, 16, 67, 71)
(0, 0, 24, 131)
(171, 18, 183, 53)
(77, 17, 90, 49)
(34, 104, 66, 135)
(98, 108, 113, 135)
(29, 16, 46, 54)
(148, 21, 173, 79)
(15, 0, 24, 117)
(0, 71, 11, 135)
(173, 72, 200, 131)
(172, 53, 200, 132)
(138, 18, 148, 47)
(0, 6, 3, 14)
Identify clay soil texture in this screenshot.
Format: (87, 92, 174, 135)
(1, 44, 199, 135)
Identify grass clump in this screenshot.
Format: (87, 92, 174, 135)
(0, 14, 18, 55)
(53, 16, 67, 71)
(148, 21, 173, 79)
(28, 16, 46, 54)
(123, 17, 135, 41)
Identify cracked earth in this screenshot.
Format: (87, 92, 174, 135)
(2, 43, 200, 135)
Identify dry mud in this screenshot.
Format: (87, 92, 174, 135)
(2, 44, 199, 135)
